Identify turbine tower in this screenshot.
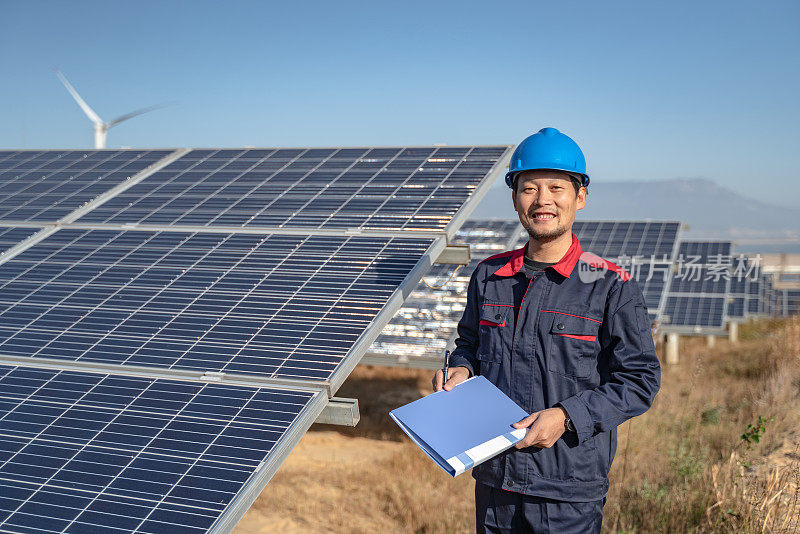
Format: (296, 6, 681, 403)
(55, 68, 163, 149)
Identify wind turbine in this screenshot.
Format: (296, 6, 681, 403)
(55, 67, 164, 149)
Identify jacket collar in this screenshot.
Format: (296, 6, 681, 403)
(492, 233, 583, 279)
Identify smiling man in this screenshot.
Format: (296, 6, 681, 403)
(433, 128, 661, 533)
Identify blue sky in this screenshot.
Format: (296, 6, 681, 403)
(1, 0, 799, 207)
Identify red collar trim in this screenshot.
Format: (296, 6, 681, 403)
(490, 234, 583, 279)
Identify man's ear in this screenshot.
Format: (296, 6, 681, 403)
(512, 189, 518, 211)
(576, 187, 587, 211)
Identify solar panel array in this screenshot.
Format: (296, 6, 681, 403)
(0, 145, 511, 533)
(661, 241, 733, 333)
(571, 221, 681, 321)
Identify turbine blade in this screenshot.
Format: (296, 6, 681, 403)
(106, 102, 174, 128)
(53, 67, 104, 125)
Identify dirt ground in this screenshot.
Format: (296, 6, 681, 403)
(234, 318, 800, 533)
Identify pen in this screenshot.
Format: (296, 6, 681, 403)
(442, 349, 450, 389)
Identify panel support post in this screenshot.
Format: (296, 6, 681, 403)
(666, 333, 680, 365)
(706, 335, 716, 348)
(728, 322, 739, 344)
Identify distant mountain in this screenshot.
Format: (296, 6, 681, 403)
(468, 178, 800, 253)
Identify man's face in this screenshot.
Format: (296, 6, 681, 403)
(512, 170, 587, 241)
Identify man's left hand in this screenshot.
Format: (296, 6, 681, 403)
(513, 407, 568, 449)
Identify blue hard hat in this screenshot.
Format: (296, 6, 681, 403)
(505, 127, 589, 189)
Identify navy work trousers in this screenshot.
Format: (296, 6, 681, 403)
(475, 482, 604, 533)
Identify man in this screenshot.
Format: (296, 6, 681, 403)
(432, 127, 661, 533)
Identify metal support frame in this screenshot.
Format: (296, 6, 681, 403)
(435, 244, 471, 265)
(315, 397, 360, 426)
(359, 352, 445, 370)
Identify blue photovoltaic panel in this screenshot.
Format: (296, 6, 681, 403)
(0, 364, 319, 533)
(727, 255, 762, 319)
(75, 147, 509, 231)
(571, 221, 681, 321)
(0, 227, 41, 255)
(663, 296, 727, 328)
(668, 269, 730, 294)
(663, 241, 732, 330)
(746, 274, 765, 315)
(572, 221, 680, 259)
(677, 241, 732, 264)
(0, 229, 434, 381)
(727, 296, 746, 318)
(0, 150, 172, 222)
(630, 262, 673, 314)
(780, 289, 800, 316)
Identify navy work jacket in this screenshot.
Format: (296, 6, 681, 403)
(448, 234, 661, 502)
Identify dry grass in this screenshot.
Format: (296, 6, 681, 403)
(238, 317, 800, 533)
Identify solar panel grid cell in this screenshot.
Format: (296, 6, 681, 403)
(0, 364, 318, 533)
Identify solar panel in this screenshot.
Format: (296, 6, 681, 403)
(726, 255, 763, 319)
(0, 150, 173, 223)
(0, 363, 324, 533)
(661, 241, 732, 333)
(778, 288, 800, 316)
(629, 262, 673, 315)
(572, 221, 680, 258)
(571, 221, 682, 321)
(75, 147, 510, 231)
(663, 296, 727, 328)
(0, 227, 42, 255)
(677, 241, 732, 264)
(0, 229, 435, 384)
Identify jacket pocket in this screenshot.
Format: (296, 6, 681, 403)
(543, 310, 600, 379)
(476, 303, 512, 365)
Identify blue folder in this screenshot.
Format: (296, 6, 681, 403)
(389, 376, 530, 477)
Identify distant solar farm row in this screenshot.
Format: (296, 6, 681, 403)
(367, 219, 797, 365)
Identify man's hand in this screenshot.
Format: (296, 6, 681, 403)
(512, 407, 568, 449)
(432, 366, 470, 392)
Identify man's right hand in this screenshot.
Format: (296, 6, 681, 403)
(432, 366, 470, 392)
